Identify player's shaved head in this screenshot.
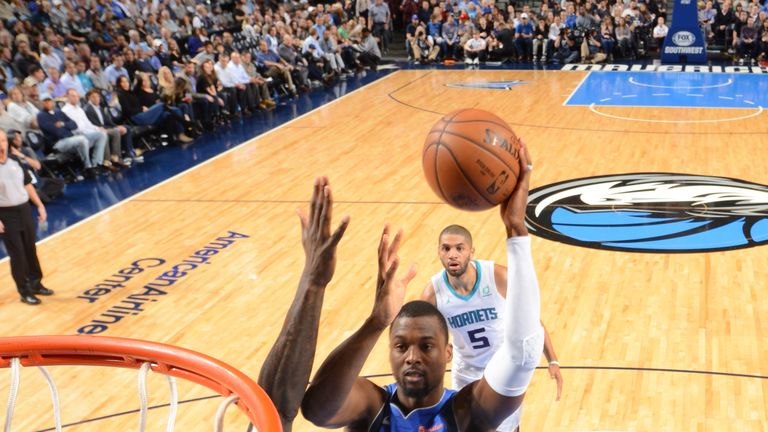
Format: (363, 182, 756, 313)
(439, 225, 472, 247)
(391, 300, 449, 343)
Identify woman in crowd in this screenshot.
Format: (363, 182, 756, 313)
(115, 75, 193, 144)
(600, 16, 616, 60)
(196, 59, 229, 124)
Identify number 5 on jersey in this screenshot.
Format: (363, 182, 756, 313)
(467, 327, 490, 349)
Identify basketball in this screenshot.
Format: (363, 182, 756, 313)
(422, 108, 523, 211)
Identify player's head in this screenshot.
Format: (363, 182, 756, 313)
(389, 301, 451, 399)
(438, 225, 474, 277)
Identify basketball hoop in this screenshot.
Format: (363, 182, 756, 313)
(0, 336, 282, 432)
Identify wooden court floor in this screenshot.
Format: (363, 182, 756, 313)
(0, 69, 766, 431)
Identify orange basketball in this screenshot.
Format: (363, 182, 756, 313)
(422, 108, 523, 211)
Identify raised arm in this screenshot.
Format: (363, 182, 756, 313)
(454, 142, 545, 429)
(256, 177, 349, 431)
(302, 226, 417, 428)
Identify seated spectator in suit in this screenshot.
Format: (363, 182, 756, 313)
(84, 89, 140, 165)
(256, 40, 298, 96)
(61, 89, 114, 172)
(214, 52, 247, 116)
(7, 87, 40, 131)
(36, 94, 100, 178)
(227, 52, 262, 114)
(241, 51, 279, 106)
(114, 75, 192, 144)
(277, 35, 311, 91)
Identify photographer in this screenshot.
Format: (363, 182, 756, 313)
(555, 26, 580, 63)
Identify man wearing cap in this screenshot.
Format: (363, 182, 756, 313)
(515, 13, 535, 62)
(36, 94, 100, 178)
(0, 129, 52, 305)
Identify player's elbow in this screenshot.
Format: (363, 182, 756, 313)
(300, 387, 334, 427)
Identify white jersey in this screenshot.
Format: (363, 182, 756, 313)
(432, 260, 522, 432)
(431, 259, 505, 372)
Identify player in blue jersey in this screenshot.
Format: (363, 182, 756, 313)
(302, 144, 546, 431)
(255, 176, 350, 431)
(421, 225, 563, 431)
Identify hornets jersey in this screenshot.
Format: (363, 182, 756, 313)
(431, 260, 506, 371)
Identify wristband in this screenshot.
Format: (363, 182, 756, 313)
(549, 360, 559, 366)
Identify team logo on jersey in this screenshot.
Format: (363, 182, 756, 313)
(445, 81, 529, 90)
(526, 173, 768, 253)
(481, 286, 491, 297)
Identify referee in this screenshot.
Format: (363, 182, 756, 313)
(0, 129, 52, 305)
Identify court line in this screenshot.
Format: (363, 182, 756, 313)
(562, 69, 593, 106)
(628, 76, 734, 89)
(133, 198, 446, 205)
(388, 72, 768, 134)
(36, 365, 768, 430)
(589, 103, 764, 123)
(1, 71, 401, 266)
(386, 71, 444, 115)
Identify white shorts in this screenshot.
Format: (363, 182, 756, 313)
(452, 365, 522, 431)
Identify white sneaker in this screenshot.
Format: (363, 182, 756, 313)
(473, 58, 480, 65)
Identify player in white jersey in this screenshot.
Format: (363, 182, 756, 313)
(421, 225, 563, 432)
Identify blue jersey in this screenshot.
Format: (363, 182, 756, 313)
(369, 384, 459, 431)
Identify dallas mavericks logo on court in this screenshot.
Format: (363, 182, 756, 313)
(526, 173, 768, 253)
(446, 81, 528, 90)
(671, 31, 696, 46)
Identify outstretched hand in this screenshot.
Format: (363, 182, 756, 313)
(297, 177, 350, 286)
(549, 363, 563, 401)
(500, 140, 532, 238)
(370, 225, 417, 330)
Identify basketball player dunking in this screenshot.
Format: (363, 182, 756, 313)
(420, 225, 563, 432)
(302, 143, 547, 431)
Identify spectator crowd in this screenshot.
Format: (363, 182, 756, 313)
(0, 0, 387, 199)
(401, 0, 768, 64)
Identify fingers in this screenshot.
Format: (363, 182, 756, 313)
(309, 176, 322, 229)
(388, 228, 403, 259)
(385, 255, 400, 280)
(400, 263, 418, 287)
(319, 183, 332, 238)
(556, 374, 563, 401)
(378, 224, 391, 270)
(329, 215, 350, 247)
(296, 208, 308, 232)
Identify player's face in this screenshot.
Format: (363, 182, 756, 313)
(438, 233, 474, 277)
(389, 316, 451, 400)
